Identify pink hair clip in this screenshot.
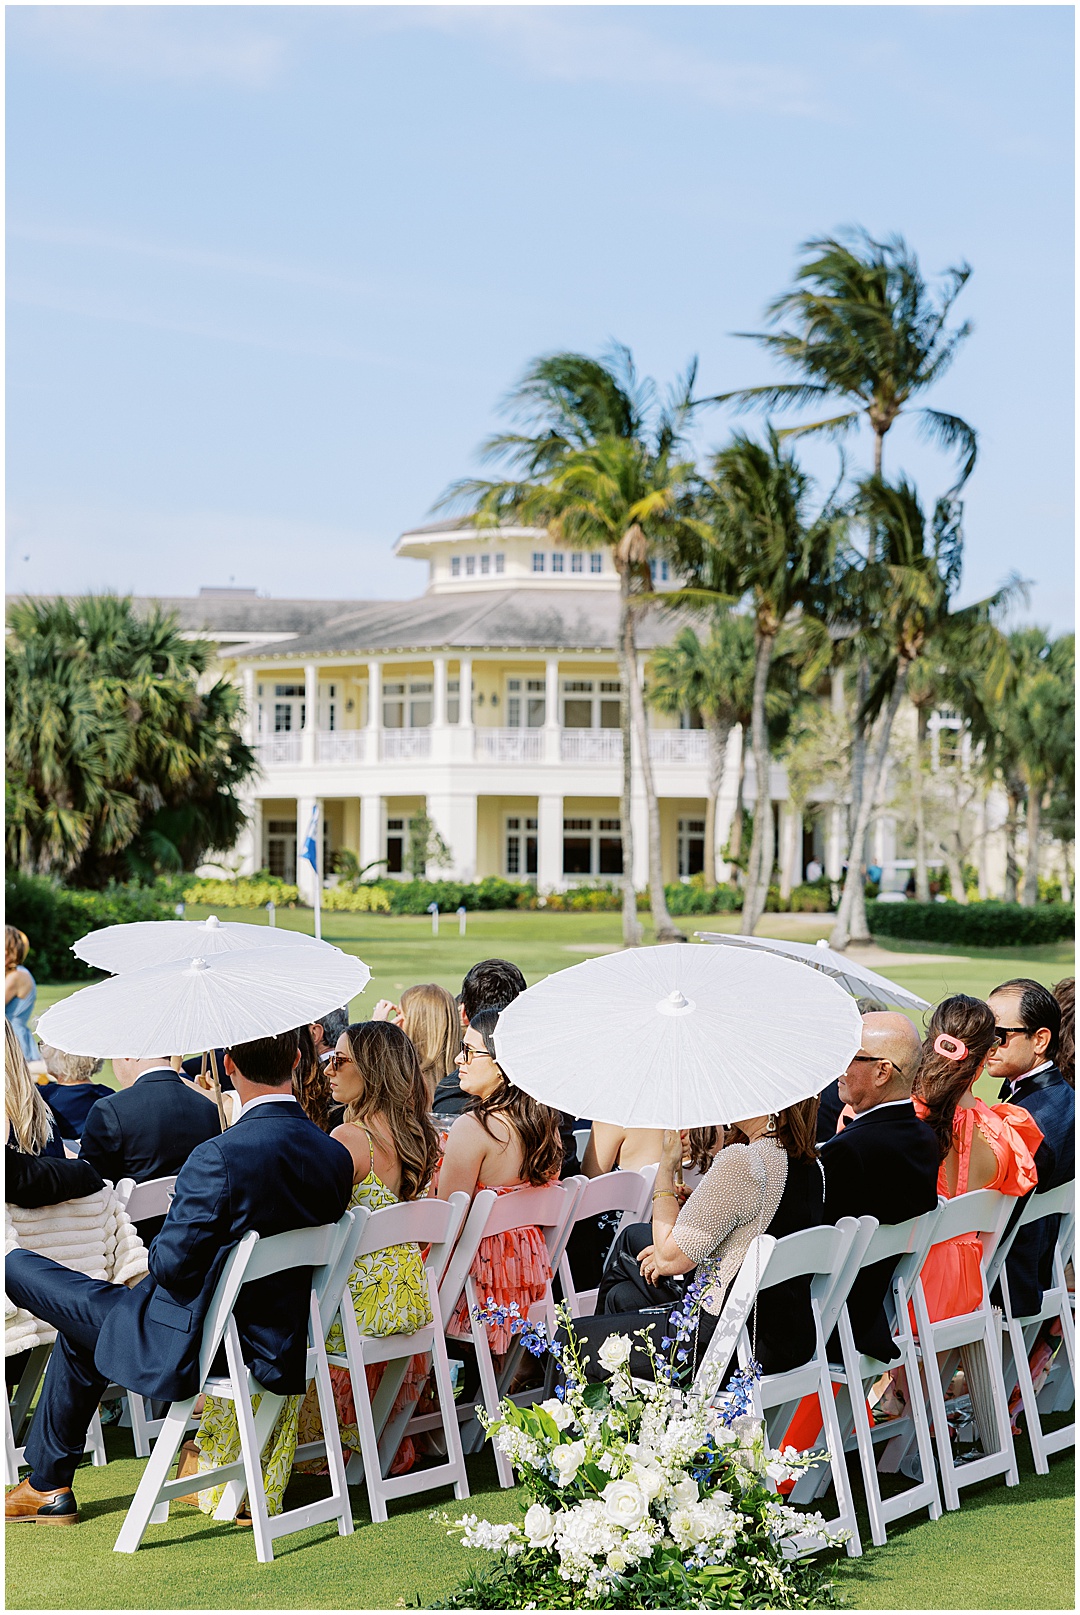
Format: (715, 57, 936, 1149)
(934, 1033, 968, 1062)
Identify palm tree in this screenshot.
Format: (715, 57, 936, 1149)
(706, 228, 978, 485)
(439, 347, 708, 945)
(828, 479, 1017, 948)
(647, 610, 759, 887)
(673, 430, 841, 933)
(989, 630, 1075, 907)
(6, 595, 255, 885)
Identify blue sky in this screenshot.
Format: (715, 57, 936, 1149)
(6, 5, 1074, 628)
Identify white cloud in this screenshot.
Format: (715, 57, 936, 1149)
(14, 7, 285, 88)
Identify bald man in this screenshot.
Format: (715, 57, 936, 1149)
(819, 1012, 939, 1363)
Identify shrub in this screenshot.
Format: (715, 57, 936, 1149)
(789, 881, 833, 913)
(322, 884, 392, 913)
(4, 870, 173, 982)
(663, 882, 742, 915)
(526, 884, 623, 913)
(870, 900, 1076, 949)
(184, 875, 300, 908)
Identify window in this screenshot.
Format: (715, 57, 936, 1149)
(677, 818, 706, 878)
(506, 677, 546, 728)
(266, 820, 297, 883)
(506, 816, 538, 877)
(465, 555, 476, 576)
(590, 553, 603, 573)
(480, 554, 490, 575)
(571, 552, 583, 572)
(532, 553, 545, 572)
(650, 559, 670, 583)
(382, 681, 405, 729)
(562, 679, 621, 729)
(274, 704, 294, 732)
(679, 707, 704, 730)
(495, 553, 505, 574)
(447, 678, 460, 725)
(382, 680, 434, 729)
(318, 682, 338, 731)
(408, 681, 433, 728)
(551, 552, 564, 573)
(562, 817, 623, 877)
(386, 818, 408, 875)
(275, 684, 304, 696)
(451, 556, 461, 577)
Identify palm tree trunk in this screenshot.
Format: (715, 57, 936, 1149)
(617, 575, 644, 948)
(704, 716, 732, 888)
(727, 742, 745, 868)
(625, 609, 684, 941)
(1021, 782, 1042, 908)
(1004, 783, 1022, 902)
(831, 662, 910, 949)
(914, 707, 931, 903)
(741, 628, 776, 935)
(944, 841, 969, 905)
(831, 657, 871, 947)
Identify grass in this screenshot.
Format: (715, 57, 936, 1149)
(4, 1413, 1073, 1609)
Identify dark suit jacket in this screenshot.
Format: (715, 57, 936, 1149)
(998, 1065, 1075, 1316)
(5, 1146, 104, 1209)
(79, 1068, 223, 1242)
(816, 1079, 844, 1141)
(93, 1098, 353, 1402)
(819, 1101, 940, 1362)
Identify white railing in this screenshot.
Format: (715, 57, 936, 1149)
(315, 730, 366, 764)
(561, 729, 623, 764)
(474, 728, 545, 764)
(381, 729, 432, 761)
(255, 734, 302, 766)
(648, 730, 708, 765)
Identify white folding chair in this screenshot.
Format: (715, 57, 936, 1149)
(439, 1180, 582, 1488)
(908, 1187, 1019, 1511)
(821, 1208, 943, 1547)
(115, 1210, 359, 1564)
(5, 1344, 107, 1485)
(108, 1176, 186, 1457)
(557, 1170, 649, 1317)
(985, 1180, 1075, 1474)
(293, 1194, 471, 1520)
(573, 1128, 591, 1166)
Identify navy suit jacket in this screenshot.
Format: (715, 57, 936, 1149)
(79, 1068, 223, 1241)
(998, 1064, 1075, 1316)
(93, 1098, 353, 1402)
(819, 1101, 940, 1362)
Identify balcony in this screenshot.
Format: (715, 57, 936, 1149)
(561, 728, 622, 763)
(316, 730, 366, 764)
(255, 734, 302, 766)
(474, 727, 545, 764)
(381, 729, 432, 761)
(648, 730, 708, 765)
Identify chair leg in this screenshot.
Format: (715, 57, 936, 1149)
(114, 1398, 197, 1554)
(351, 1347, 390, 1525)
(428, 1335, 470, 1502)
(982, 1321, 1019, 1487)
(87, 1408, 107, 1467)
(816, 1370, 861, 1558)
(127, 1394, 153, 1459)
(468, 1285, 514, 1489)
(230, 1381, 284, 1564)
(309, 1330, 353, 1540)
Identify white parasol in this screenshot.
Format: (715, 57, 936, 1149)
(35, 945, 370, 1059)
(492, 945, 862, 1129)
(72, 914, 328, 974)
(695, 932, 931, 1014)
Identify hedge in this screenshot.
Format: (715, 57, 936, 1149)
(869, 900, 1076, 949)
(4, 871, 173, 982)
(184, 876, 300, 908)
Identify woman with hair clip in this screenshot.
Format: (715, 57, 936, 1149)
(437, 1006, 563, 1355)
(912, 994, 1043, 1322)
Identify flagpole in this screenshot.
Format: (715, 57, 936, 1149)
(314, 801, 323, 941)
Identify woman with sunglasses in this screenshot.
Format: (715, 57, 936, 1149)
(437, 1006, 563, 1354)
(912, 994, 1043, 1324)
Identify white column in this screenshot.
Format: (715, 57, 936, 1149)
(630, 793, 649, 892)
(302, 663, 318, 767)
(826, 805, 844, 882)
(240, 666, 256, 745)
(458, 658, 473, 730)
(296, 794, 319, 905)
(779, 805, 803, 901)
(432, 655, 448, 726)
(237, 796, 262, 875)
(427, 794, 477, 882)
(544, 655, 560, 764)
(538, 793, 563, 891)
(360, 794, 383, 876)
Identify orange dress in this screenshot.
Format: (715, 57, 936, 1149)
(447, 1181, 554, 1353)
(913, 1097, 1042, 1322)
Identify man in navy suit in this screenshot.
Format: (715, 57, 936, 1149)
(79, 1057, 223, 1242)
(5, 1029, 353, 1525)
(987, 979, 1075, 1317)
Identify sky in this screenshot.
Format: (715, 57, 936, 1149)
(6, 4, 1074, 629)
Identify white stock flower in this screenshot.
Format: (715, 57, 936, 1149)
(523, 1502, 557, 1547)
(539, 1396, 575, 1431)
(551, 1439, 587, 1484)
(597, 1333, 633, 1372)
(670, 1475, 699, 1506)
(601, 1479, 649, 1530)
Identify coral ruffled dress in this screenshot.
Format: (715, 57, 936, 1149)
(913, 1096, 1042, 1323)
(446, 1181, 554, 1354)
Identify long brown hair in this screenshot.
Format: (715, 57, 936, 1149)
(5, 1023, 52, 1155)
(468, 1007, 562, 1186)
(774, 1097, 820, 1163)
(293, 1023, 333, 1131)
(684, 1127, 722, 1174)
(341, 1021, 440, 1201)
(399, 983, 461, 1101)
(1054, 977, 1074, 1089)
(5, 926, 29, 969)
(913, 994, 997, 1162)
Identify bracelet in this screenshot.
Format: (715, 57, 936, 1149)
(652, 1190, 679, 1203)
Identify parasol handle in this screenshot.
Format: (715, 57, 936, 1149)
(208, 1048, 229, 1132)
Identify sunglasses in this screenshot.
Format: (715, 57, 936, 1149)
(849, 1053, 906, 1077)
(459, 1043, 497, 1065)
(992, 1026, 1030, 1046)
(325, 1051, 352, 1075)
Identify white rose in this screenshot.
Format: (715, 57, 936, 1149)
(602, 1480, 648, 1530)
(551, 1439, 586, 1484)
(523, 1502, 556, 1547)
(627, 1461, 666, 1502)
(606, 1548, 629, 1573)
(597, 1333, 633, 1372)
(667, 1506, 697, 1548)
(539, 1396, 575, 1431)
(670, 1475, 698, 1506)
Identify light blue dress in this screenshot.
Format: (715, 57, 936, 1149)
(6, 972, 38, 1062)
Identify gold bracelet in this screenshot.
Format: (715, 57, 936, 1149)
(652, 1190, 679, 1203)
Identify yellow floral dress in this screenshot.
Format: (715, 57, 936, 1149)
(194, 1160, 431, 1515)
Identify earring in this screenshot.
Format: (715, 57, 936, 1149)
(765, 1114, 778, 1135)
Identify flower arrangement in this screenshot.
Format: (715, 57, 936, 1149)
(427, 1296, 843, 1610)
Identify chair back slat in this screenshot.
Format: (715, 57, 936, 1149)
(478, 1181, 576, 1240)
(926, 1186, 1012, 1248)
(115, 1175, 177, 1222)
(691, 1234, 776, 1402)
(354, 1195, 461, 1257)
(1018, 1180, 1074, 1228)
(569, 1170, 648, 1222)
(754, 1220, 856, 1292)
(242, 1219, 345, 1285)
(195, 1231, 261, 1383)
(984, 1180, 1075, 1295)
(436, 1188, 497, 1328)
